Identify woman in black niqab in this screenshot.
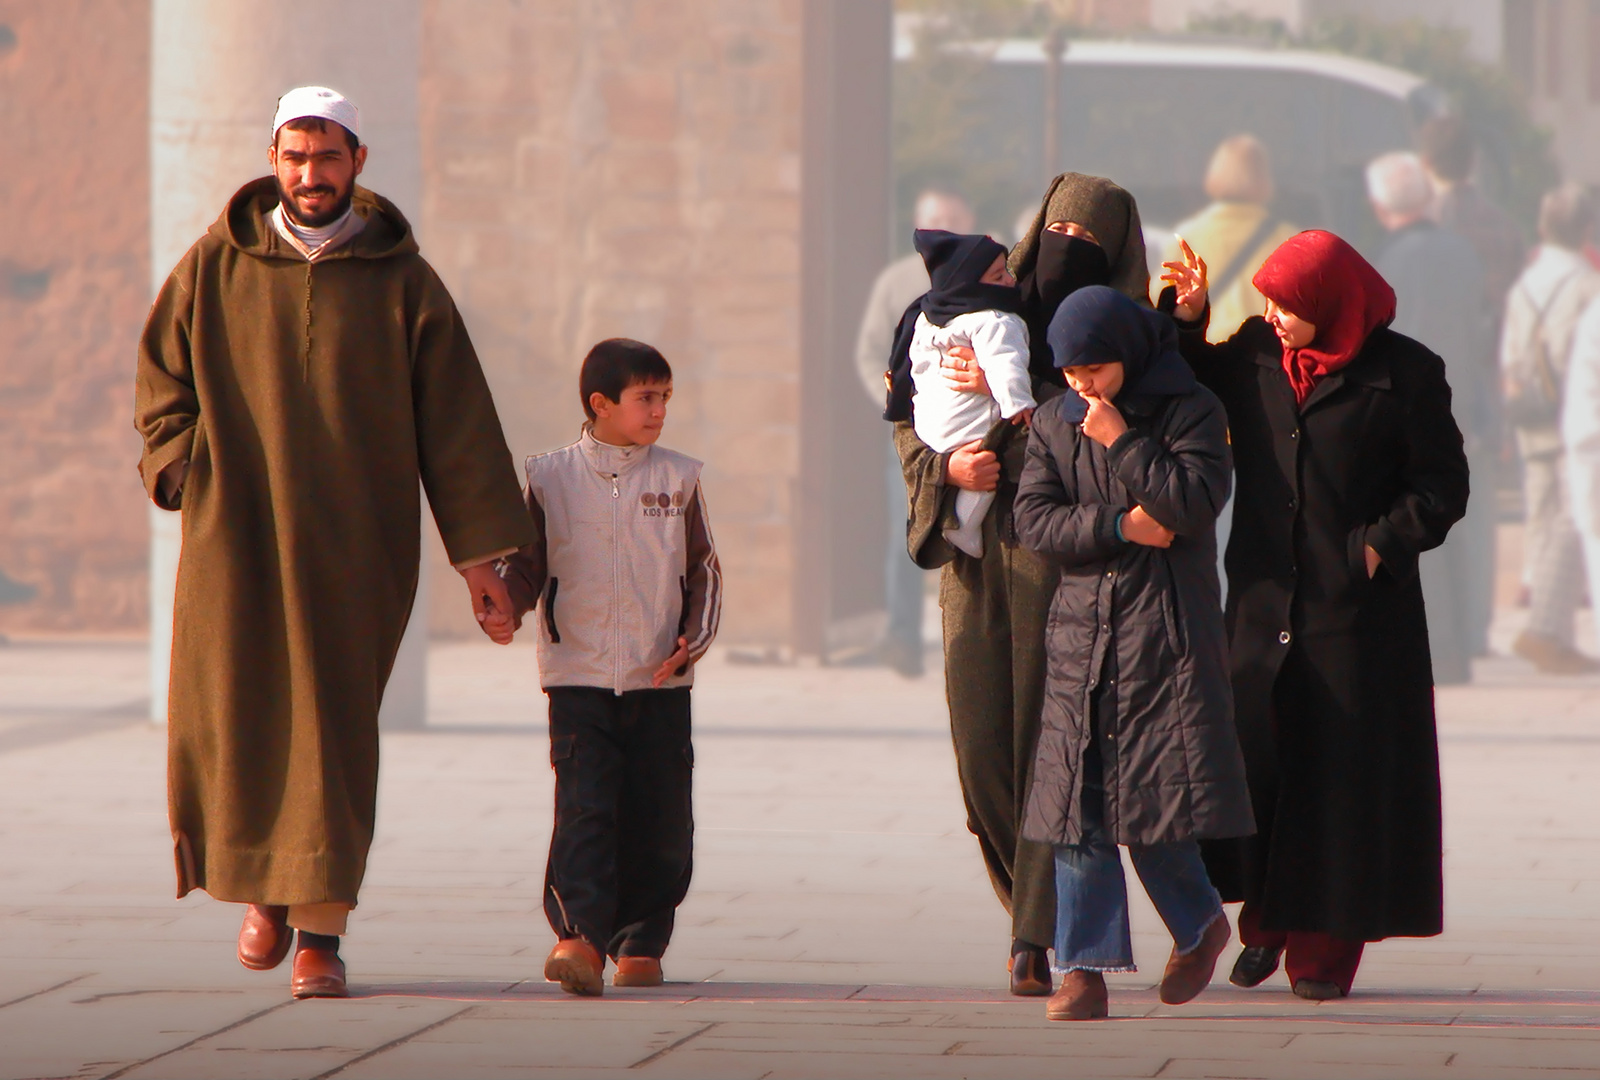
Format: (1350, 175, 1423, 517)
(886, 173, 1153, 998)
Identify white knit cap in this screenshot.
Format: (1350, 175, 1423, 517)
(272, 86, 360, 142)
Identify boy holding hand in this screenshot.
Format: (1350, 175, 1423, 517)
(487, 338, 722, 995)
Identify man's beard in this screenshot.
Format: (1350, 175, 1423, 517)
(276, 176, 354, 229)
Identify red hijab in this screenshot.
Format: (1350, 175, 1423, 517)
(1252, 230, 1396, 406)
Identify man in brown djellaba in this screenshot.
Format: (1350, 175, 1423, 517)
(134, 87, 534, 999)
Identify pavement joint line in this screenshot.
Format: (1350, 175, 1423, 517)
(0, 973, 88, 1011)
(627, 1021, 719, 1069)
(96, 999, 296, 1080)
(307, 1003, 476, 1080)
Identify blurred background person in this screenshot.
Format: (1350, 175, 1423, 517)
(1503, 185, 1600, 673)
(1420, 115, 1525, 352)
(1560, 195, 1600, 655)
(852, 188, 976, 677)
(1165, 135, 1299, 344)
(1163, 134, 1300, 587)
(1368, 151, 1490, 684)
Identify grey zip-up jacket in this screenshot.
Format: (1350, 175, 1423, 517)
(501, 426, 722, 693)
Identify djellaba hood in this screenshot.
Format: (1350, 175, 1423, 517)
(212, 176, 420, 261)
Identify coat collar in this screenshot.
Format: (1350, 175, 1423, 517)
(1253, 333, 1393, 413)
(578, 424, 651, 476)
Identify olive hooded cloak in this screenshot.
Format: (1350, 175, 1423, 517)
(892, 174, 1150, 948)
(135, 178, 535, 907)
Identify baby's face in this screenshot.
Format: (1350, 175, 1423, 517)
(979, 253, 1016, 288)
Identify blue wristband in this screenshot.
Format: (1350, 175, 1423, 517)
(1115, 511, 1127, 542)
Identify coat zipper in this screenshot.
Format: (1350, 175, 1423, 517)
(611, 472, 621, 694)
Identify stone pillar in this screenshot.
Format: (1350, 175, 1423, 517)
(148, 0, 428, 728)
(795, 0, 893, 655)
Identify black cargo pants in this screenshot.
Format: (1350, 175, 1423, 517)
(544, 686, 694, 959)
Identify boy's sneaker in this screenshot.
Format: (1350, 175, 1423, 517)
(544, 938, 604, 996)
(613, 956, 664, 987)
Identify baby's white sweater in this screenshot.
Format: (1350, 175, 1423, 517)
(910, 310, 1034, 452)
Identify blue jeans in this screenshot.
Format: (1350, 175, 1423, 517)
(1053, 754, 1223, 973)
(884, 437, 923, 651)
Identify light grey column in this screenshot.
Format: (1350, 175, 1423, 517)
(148, 0, 428, 729)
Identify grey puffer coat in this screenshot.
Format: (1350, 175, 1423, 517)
(1014, 388, 1255, 848)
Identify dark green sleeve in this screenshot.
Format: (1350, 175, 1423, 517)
(892, 420, 957, 570)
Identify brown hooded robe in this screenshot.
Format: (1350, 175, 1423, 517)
(135, 178, 535, 907)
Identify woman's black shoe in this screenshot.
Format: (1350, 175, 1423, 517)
(1009, 941, 1053, 996)
(1228, 945, 1283, 988)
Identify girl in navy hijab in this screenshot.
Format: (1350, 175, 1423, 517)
(1013, 286, 1253, 1020)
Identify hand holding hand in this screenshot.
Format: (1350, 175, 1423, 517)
(1365, 545, 1382, 579)
(941, 346, 991, 397)
(1160, 237, 1209, 322)
(1080, 394, 1128, 448)
(652, 636, 690, 687)
(1123, 506, 1174, 548)
(462, 562, 517, 646)
(480, 610, 519, 646)
(945, 440, 1000, 492)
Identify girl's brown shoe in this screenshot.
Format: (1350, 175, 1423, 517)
(1159, 913, 1231, 1005)
(1046, 970, 1109, 1020)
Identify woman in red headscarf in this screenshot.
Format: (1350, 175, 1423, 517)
(1161, 231, 1468, 999)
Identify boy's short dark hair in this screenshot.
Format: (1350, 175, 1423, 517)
(580, 338, 673, 419)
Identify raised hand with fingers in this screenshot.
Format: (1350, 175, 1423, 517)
(1160, 237, 1209, 322)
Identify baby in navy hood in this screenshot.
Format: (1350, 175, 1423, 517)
(898, 229, 1035, 558)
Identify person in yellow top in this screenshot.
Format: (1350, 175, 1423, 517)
(1165, 135, 1300, 344)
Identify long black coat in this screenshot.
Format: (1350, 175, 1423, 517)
(1180, 315, 1469, 941)
(1014, 388, 1255, 848)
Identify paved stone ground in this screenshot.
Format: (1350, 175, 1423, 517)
(3, 603, 1600, 1079)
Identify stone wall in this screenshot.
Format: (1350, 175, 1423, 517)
(0, 0, 809, 645)
(419, 0, 804, 644)
(0, 1, 151, 635)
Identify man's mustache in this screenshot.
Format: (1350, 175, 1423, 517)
(292, 185, 336, 199)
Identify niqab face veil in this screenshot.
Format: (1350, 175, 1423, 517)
(1010, 173, 1150, 384)
(1252, 230, 1396, 407)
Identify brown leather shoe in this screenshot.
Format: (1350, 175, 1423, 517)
(1046, 970, 1109, 1020)
(1008, 943, 1053, 996)
(544, 937, 604, 996)
(237, 905, 292, 971)
(290, 944, 349, 999)
(1160, 913, 1231, 1005)
(613, 956, 664, 987)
